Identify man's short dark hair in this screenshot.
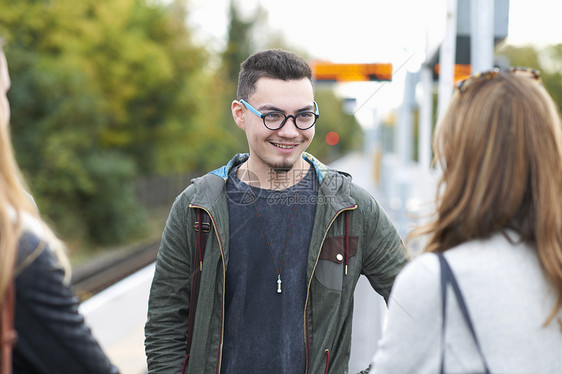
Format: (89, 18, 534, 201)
(237, 49, 313, 100)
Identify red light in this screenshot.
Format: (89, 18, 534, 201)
(326, 131, 339, 146)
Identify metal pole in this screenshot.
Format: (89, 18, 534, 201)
(397, 74, 413, 168)
(419, 29, 434, 171)
(437, 0, 458, 121)
(471, 0, 495, 73)
(419, 64, 433, 170)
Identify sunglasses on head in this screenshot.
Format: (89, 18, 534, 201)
(455, 67, 541, 94)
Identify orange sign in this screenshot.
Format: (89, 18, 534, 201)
(310, 62, 393, 82)
(434, 64, 472, 83)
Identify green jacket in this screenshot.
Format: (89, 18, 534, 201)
(145, 153, 409, 374)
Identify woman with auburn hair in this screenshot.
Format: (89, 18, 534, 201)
(0, 40, 118, 373)
(369, 69, 562, 373)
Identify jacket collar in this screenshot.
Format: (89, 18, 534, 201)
(209, 152, 336, 184)
(192, 153, 356, 213)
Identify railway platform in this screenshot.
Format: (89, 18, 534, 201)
(80, 264, 154, 374)
(81, 151, 435, 374)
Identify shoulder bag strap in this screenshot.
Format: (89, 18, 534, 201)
(183, 209, 211, 372)
(1, 280, 17, 374)
(438, 253, 490, 374)
(439, 253, 448, 374)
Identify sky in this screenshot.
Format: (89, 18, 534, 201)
(186, 0, 562, 126)
(187, 0, 562, 56)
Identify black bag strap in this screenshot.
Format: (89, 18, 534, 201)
(438, 253, 490, 374)
(184, 209, 211, 370)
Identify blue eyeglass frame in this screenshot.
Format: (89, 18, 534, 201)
(239, 99, 319, 130)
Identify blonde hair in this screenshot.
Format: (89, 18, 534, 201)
(411, 71, 562, 324)
(0, 40, 70, 302)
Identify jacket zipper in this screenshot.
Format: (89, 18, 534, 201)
(189, 205, 226, 374)
(303, 204, 357, 374)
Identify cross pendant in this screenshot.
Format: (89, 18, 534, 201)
(277, 275, 282, 294)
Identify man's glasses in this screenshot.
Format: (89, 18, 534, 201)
(239, 99, 319, 130)
(455, 67, 541, 94)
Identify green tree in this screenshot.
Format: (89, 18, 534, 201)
(205, 0, 262, 165)
(0, 0, 212, 246)
(496, 44, 541, 68)
(496, 43, 562, 114)
(222, 0, 256, 86)
(541, 44, 562, 113)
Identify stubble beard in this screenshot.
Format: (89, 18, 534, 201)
(272, 162, 292, 173)
(267, 153, 301, 174)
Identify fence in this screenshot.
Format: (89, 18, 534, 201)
(134, 173, 196, 210)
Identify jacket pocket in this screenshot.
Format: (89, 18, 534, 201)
(315, 236, 358, 290)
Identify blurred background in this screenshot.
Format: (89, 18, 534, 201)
(1, 1, 561, 372)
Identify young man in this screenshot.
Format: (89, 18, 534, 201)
(145, 49, 409, 374)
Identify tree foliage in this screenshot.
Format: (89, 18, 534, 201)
(497, 43, 562, 114)
(0, 0, 212, 246)
(209, 0, 261, 165)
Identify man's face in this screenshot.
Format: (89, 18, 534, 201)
(234, 77, 315, 176)
(0, 51, 10, 128)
